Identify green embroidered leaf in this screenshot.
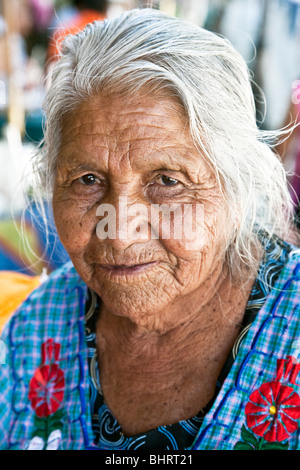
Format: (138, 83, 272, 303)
(259, 440, 289, 451)
(234, 441, 256, 450)
(31, 418, 48, 442)
(31, 409, 64, 442)
(33, 415, 47, 429)
(240, 425, 258, 448)
(49, 409, 64, 433)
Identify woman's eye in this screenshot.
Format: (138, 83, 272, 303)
(157, 175, 179, 186)
(69, 173, 106, 198)
(78, 174, 100, 185)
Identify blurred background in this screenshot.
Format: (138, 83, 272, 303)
(0, 0, 300, 278)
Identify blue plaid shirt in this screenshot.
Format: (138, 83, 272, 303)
(1, 247, 300, 450)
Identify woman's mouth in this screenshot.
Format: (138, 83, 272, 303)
(98, 261, 159, 275)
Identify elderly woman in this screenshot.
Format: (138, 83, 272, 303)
(1, 8, 300, 451)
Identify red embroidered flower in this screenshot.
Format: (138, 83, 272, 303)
(28, 339, 65, 418)
(245, 379, 300, 442)
(276, 356, 300, 385)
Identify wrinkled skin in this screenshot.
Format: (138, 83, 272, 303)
(53, 92, 232, 329)
(53, 92, 253, 435)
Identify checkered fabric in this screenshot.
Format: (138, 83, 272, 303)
(192, 249, 300, 450)
(0, 262, 94, 450)
(1, 250, 300, 450)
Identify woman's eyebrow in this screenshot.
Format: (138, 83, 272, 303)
(57, 162, 104, 176)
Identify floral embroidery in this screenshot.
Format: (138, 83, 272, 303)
(27, 339, 65, 450)
(235, 356, 300, 450)
(245, 380, 300, 442)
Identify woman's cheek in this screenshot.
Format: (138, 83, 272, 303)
(165, 200, 227, 258)
(53, 197, 98, 255)
(153, 202, 205, 257)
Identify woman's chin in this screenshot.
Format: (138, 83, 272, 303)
(94, 280, 176, 331)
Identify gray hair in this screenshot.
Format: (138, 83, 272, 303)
(35, 7, 296, 276)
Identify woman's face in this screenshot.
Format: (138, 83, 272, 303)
(53, 92, 232, 331)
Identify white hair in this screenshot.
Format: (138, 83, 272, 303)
(34, 7, 296, 277)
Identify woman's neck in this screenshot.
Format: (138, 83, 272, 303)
(95, 267, 255, 436)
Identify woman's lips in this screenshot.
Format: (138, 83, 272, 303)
(98, 261, 159, 275)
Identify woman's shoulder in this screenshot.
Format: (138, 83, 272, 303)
(258, 234, 300, 286)
(263, 238, 300, 294)
(33, 261, 83, 294)
(0, 262, 89, 450)
(0, 261, 86, 343)
(257, 239, 300, 316)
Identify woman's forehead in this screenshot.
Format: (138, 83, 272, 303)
(60, 91, 188, 136)
(57, 92, 210, 175)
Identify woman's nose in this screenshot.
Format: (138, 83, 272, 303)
(95, 195, 152, 249)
